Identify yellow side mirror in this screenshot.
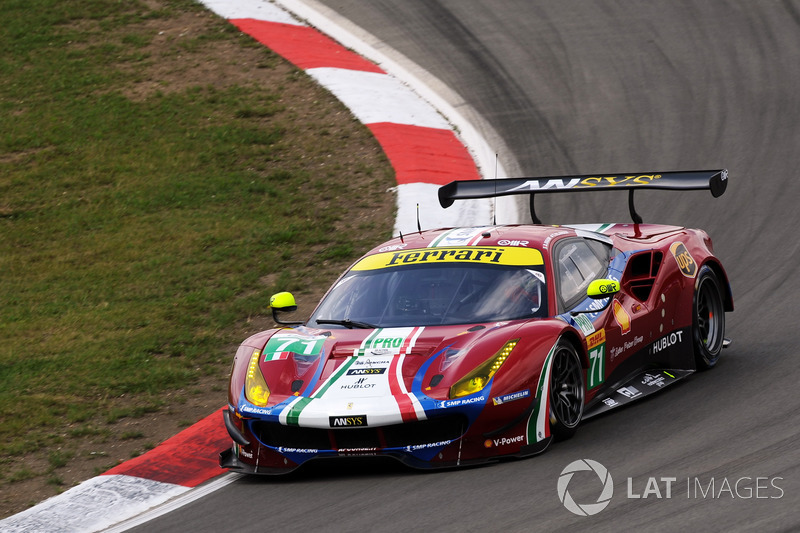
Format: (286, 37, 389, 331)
(269, 292, 302, 325)
(269, 291, 297, 311)
(586, 279, 620, 300)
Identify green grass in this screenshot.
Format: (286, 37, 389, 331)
(0, 0, 395, 504)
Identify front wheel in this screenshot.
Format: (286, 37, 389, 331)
(549, 340, 585, 440)
(693, 265, 726, 369)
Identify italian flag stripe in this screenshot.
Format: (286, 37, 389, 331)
(527, 342, 557, 443)
(355, 328, 383, 356)
(283, 357, 358, 425)
(391, 326, 425, 421)
(428, 230, 453, 248)
(597, 223, 614, 233)
(312, 356, 358, 399)
(467, 233, 485, 246)
(284, 397, 312, 426)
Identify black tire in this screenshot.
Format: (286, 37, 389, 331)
(549, 340, 585, 440)
(692, 265, 726, 370)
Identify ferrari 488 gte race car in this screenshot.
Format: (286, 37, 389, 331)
(220, 169, 732, 473)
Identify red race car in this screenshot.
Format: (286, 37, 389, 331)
(220, 170, 732, 473)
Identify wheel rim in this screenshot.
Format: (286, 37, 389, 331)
(550, 346, 584, 428)
(696, 276, 724, 353)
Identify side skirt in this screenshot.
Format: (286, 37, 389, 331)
(584, 368, 693, 419)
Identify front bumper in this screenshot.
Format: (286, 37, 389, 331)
(220, 400, 551, 474)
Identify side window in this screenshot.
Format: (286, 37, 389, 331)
(556, 239, 610, 310)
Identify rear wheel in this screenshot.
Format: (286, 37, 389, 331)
(693, 265, 726, 369)
(549, 340, 585, 440)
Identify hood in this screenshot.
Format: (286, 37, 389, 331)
(235, 321, 546, 428)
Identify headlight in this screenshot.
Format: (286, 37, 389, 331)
(449, 339, 519, 398)
(245, 349, 270, 407)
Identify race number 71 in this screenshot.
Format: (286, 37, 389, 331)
(588, 346, 605, 389)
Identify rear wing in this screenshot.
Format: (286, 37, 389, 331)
(438, 169, 728, 224)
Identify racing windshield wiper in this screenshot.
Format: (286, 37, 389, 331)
(315, 318, 378, 329)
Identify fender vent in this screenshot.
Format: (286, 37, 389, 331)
(624, 251, 663, 301)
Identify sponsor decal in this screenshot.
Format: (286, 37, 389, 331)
(670, 242, 697, 278)
(492, 389, 531, 406)
(641, 373, 667, 388)
(652, 331, 684, 354)
(351, 246, 544, 270)
(573, 313, 595, 335)
(508, 174, 663, 194)
(277, 447, 318, 454)
(329, 414, 368, 427)
(586, 329, 606, 350)
(497, 239, 530, 247)
(617, 386, 641, 398)
(404, 440, 452, 452)
(439, 395, 486, 409)
(610, 334, 644, 360)
(237, 445, 253, 459)
(354, 327, 422, 357)
(429, 227, 492, 247)
(338, 447, 377, 455)
(352, 358, 388, 366)
(587, 329, 606, 389)
(485, 435, 525, 448)
(240, 404, 275, 416)
(339, 377, 376, 390)
(613, 300, 632, 334)
(596, 281, 619, 295)
(543, 230, 570, 250)
(602, 397, 619, 407)
(263, 333, 326, 361)
(347, 367, 386, 375)
(378, 243, 407, 252)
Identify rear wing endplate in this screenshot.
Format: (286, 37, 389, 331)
(438, 169, 728, 224)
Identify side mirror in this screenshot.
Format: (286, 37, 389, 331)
(586, 279, 620, 299)
(269, 292, 303, 325)
(570, 279, 620, 317)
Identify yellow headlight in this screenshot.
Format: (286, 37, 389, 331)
(245, 349, 270, 407)
(450, 339, 519, 399)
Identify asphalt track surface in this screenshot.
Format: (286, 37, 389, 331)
(131, 2, 800, 531)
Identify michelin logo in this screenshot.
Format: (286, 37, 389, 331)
(492, 389, 530, 406)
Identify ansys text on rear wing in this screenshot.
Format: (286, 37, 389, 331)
(438, 169, 728, 224)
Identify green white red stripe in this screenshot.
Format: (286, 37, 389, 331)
(279, 327, 426, 427)
(527, 341, 557, 443)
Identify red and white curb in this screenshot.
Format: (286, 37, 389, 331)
(1, 410, 230, 532)
(1, 1, 512, 531)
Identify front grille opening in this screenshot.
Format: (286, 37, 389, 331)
(253, 423, 331, 450)
(331, 427, 383, 449)
(382, 415, 466, 447)
(251, 415, 468, 451)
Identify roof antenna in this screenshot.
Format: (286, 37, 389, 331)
(399, 229, 404, 243)
(416, 203, 422, 234)
(492, 154, 498, 226)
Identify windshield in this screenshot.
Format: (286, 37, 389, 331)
(308, 262, 548, 328)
